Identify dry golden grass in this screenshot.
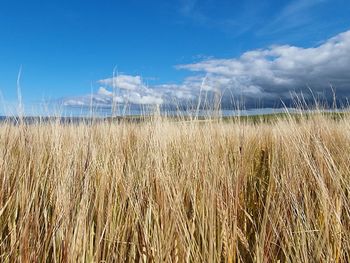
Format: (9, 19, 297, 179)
(1, 113, 350, 262)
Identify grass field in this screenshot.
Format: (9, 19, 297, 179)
(1, 111, 350, 262)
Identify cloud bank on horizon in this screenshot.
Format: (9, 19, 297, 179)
(63, 30, 350, 109)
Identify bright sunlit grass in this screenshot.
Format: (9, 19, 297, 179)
(0, 111, 350, 262)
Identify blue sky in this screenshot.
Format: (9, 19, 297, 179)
(1, 0, 350, 113)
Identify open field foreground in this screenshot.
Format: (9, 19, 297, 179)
(1, 114, 350, 262)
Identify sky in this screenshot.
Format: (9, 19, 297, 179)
(1, 0, 350, 114)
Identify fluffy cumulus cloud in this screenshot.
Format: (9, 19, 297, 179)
(177, 30, 350, 102)
(98, 87, 113, 97)
(63, 74, 164, 107)
(98, 75, 143, 91)
(63, 30, 350, 108)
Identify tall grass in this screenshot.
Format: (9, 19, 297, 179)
(1, 112, 350, 262)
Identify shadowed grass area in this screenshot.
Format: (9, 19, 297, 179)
(1, 112, 350, 262)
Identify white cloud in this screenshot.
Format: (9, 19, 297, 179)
(63, 30, 350, 108)
(126, 92, 164, 105)
(153, 84, 195, 101)
(63, 99, 85, 106)
(177, 30, 350, 100)
(63, 74, 163, 107)
(98, 87, 113, 96)
(98, 75, 143, 91)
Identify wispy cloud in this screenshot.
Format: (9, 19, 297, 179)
(179, 0, 198, 16)
(258, 0, 329, 36)
(178, 0, 209, 27)
(177, 0, 261, 36)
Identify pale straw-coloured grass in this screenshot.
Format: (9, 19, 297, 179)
(0, 113, 350, 262)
